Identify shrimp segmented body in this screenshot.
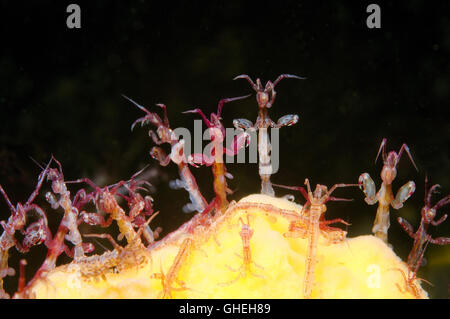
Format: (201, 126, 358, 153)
(0, 160, 52, 297)
(152, 237, 193, 299)
(398, 177, 450, 271)
(233, 74, 304, 196)
(124, 95, 208, 214)
(274, 179, 357, 298)
(390, 241, 433, 299)
(359, 138, 418, 243)
(183, 95, 251, 214)
(221, 215, 264, 286)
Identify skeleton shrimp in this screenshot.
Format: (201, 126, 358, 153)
(359, 138, 417, 244)
(220, 215, 263, 286)
(183, 95, 250, 214)
(233, 74, 304, 196)
(274, 179, 357, 298)
(69, 177, 142, 247)
(390, 242, 433, 299)
(0, 159, 52, 297)
(152, 237, 193, 299)
(124, 95, 208, 214)
(397, 177, 450, 271)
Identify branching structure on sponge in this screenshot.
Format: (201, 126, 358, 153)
(358, 138, 418, 244)
(232, 74, 304, 196)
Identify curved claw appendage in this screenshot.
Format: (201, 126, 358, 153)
(283, 194, 296, 202)
(131, 117, 149, 131)
(233, 118, 255, 131)
(155, 103, 169, 127)
(150, 147, 171, 167)
(431, 214, 448, 226)
(397, 217, 415, 238)
(123, 95, 154, 130)
(274, 114, 299, 128)
(217, 94, 252, 118)
(182, 108, 211, 127)
(272, 74, 307, 87)
(227, 132, 250, 156)
(46, 192, 60, 210)
(187, 153, 215, 168)
(358, 173, 378, 205)
(233, 74, 258, 91)
(392, 181, 416, 210)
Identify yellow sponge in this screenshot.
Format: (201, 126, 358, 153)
(19, 194, 428, 299)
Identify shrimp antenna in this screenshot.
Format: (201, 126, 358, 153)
(375, 138, 387, 164)
(29, 156, 45, 170)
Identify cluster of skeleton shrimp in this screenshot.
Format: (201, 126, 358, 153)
(358, 138, 450, 297)
(123, 75, 295, 213)
(119, 74, 305, 296)
(230, 76, 448, 298)
(1, 74, 448, 299)
(124, 74, 304, 217)
(0, 156, 162, 298)
(124, 95, 209, 215)
(0, 73, 303, 298)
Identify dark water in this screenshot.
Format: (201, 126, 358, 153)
(0, 1, 449, 298)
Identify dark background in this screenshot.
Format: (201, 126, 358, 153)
(0, 1, 449, 298)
